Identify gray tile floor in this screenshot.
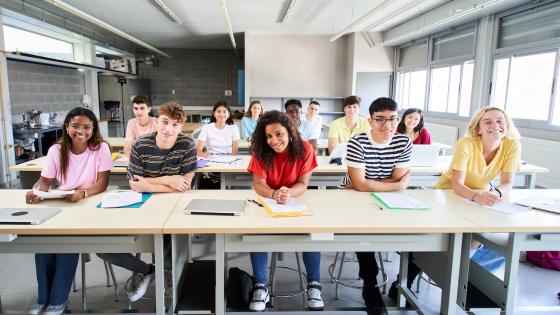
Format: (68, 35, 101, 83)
(1, 234, 559, 314)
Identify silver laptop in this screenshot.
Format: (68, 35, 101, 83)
(515, 196, 560, 214)
(409, 145, 441, 167)
(113, 160, 129, 168)
(329, 143, 347, 160)
(0, 207, 61, 225)
(184, 199, 246, 216)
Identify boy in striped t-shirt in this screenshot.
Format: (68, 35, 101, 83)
(97, 102, 197, 303)
(343, 97, 411, 315)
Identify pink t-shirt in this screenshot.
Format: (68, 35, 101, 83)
(41, 142, 113, 190)
(125, 117, 158, 141)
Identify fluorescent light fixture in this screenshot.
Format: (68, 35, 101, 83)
(330, 0, 392, 42)
(281, 0, 297, 23)
(44, 0, 172, 58)
(95, 45, 124, 57)
(150, 0, 183, 25)
(218, 0, 237, 49)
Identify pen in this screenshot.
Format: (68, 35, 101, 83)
(247, 199, 264, 207)
(371, 202, 384, 211)
(488, 181, 502, 198)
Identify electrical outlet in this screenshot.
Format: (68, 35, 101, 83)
(224, 90, 232, 96)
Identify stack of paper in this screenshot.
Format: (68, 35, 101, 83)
(257, 197, 312, 217)
(33, 188, 75, 199)
(100, 191, 143, 208)
(371, 193, 431, 210)
(210, 155, 241, 163)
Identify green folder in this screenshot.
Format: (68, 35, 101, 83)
(370, 192, 431, 210)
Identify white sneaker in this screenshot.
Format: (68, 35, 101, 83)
(43, 302, 66, 315)
(307, 281, 324, 311)
(127, 272, 154, 302)
(27, 304, 45, 315)
(249, 284, 269, 312)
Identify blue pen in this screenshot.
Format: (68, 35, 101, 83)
(488, 181, 495, 192)
(488, 181, 502, 198)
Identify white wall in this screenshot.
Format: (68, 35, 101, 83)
(245, 34, 350, 105)
(349, 32, 394, 93)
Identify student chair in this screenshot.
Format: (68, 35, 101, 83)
(268, 252, 306, 308)
(328, 252, 388, 299)
(73, 253, 119, 311)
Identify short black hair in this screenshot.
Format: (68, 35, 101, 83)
(132, 95, 149, 105)
(343, 95, 361, 108)
(284, 99, 302, 109)
(369, 97, 397, 116)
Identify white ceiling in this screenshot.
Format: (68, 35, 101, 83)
(61, 0, 447, 49)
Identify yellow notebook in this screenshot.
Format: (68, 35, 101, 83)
(257, 197, 313, 217)
(111, 152, 120, 161)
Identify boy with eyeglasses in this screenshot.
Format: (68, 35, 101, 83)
(97, 101, 197, 302)
(342, 97, 412, 315)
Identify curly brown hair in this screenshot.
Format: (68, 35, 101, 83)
(250, 110, 305, 170)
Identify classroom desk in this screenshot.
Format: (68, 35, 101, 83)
(237, 139, 329, 156)
(163, 189, 480, 315)
(106, 137, 126, 149)
(423, 189, 560, 315)
(182, 123, 203, 134)
(0, 190, 180, 315)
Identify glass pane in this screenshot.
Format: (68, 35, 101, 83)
(399, 40, 428, 68)
(409, 70, 426, 109)
(498, 1, 560, 49)
(432, 26, 476, 61)
(490, 58, 510, 108)
(553, 66, 560, 126)
(447, 65, 461, 113)
(428, 67, 449, 112)
(506, 52, 556, 120)
(459, 61, 474, 117)
(3, 26, 74, 62)
(402, 72, 411, 108)
(395, 72, 403, 109)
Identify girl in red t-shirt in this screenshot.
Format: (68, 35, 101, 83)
(246, 110, 323, 311)
(397, 108, 431, 144)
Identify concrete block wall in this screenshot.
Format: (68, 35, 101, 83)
(144, 49, 243, 107)
(7, 60, 85, 123)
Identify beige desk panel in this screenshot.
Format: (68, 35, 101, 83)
(0, 190, 180, 235)
(182, 123, 203, 134)
(9, 156, 128, 174)
(238, 139, 328, 150)
(106, 137, 125, 148)
(163, 189, 479, 234)
(422, 189, 560, 233)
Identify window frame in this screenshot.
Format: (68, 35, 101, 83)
(2, 25, 75, 62)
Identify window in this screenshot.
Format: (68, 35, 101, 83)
(394, 24, 476, 116)
(3, 26, 73, 62)
(491, 1, 560, 126)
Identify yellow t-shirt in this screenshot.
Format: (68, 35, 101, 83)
(435, 136, 521, 189)
(327, 116, 370, 143)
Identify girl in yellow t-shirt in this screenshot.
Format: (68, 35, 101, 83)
(436, 106, 521, 205)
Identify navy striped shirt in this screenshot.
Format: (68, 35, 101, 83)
(342, 132, 412, 186)
(128, 132, 197, 179)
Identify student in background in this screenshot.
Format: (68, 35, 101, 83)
(25, 107, 112, 315)
(327, 95, 370, 154)
(124, 96, 157, 157)
(284, 99, 319, 151)
(343, 98, 411, 315)
(241, 100, 263, 141)
(98, 102, 197, 302)
(247, 110, 323, 311)
(305, 100, 322, 140)
(397, 108, 431, 144)
(435, 106, 521, 272)
(197, 101, 240, 158)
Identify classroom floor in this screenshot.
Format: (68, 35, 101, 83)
(1, 234, 559, 314)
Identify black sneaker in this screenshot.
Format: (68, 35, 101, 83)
(362, 284, 387, 315)
(388, 281, 398, 302)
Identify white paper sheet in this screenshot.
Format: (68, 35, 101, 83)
(100, 191, 142, 208)
(33, 188, 75, 199)
(210, 155, 241, 163)
(515, 196, 560, 213)
(260, 197, 307, 213)
(373, 193, 430, 209)
(464, 199, 529, 215)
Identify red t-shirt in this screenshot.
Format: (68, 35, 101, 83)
(247, 141, 318, 189)
(397, 127, 431, 145)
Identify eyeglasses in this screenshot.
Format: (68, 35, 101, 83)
(371, 117, 399, 125)
(68, 123, 93, 132)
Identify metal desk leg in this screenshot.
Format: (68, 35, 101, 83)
(503, 232, 522, 315)
(154, 234, 166, 315)
(221, 173, 226, 190)
(526, 173, 536, 189)
(215, 234, 226, 315)
(441, 232, 462, 315)
(457, 233, 472, 310)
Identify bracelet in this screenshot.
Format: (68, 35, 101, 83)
(470, 192, 478, 201)
(81, 189, 88, 199)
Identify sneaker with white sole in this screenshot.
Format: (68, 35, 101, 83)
(249, 284, 269, 312)
(42, 302, 66, 315)
(307, 281, 324, 311)
(27, 304, 45, 315)
(127, 272, 154, 302)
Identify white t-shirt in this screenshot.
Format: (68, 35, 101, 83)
(299, 119, 320, 141)
(197, 123, 240, 154)
(307, 115, 323, 139)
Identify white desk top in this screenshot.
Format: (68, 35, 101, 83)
(0, 190, 180, 235)
(421, 189, 560, 233)
(163, 190, 479, 234)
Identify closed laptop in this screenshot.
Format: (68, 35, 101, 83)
(409, 145, 441, 167)
(184, 199, 246, 216)
(0, 207, 61, 225)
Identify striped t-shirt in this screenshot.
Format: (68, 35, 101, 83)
(342, 131, 412, 186)
(128, 132, 197, 179)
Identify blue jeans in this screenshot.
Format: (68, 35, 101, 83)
(35, 253, 79, 306)
(96, 253, 147, 273)
(250, 252, 320, 284)
(471, 245, 505, 273)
